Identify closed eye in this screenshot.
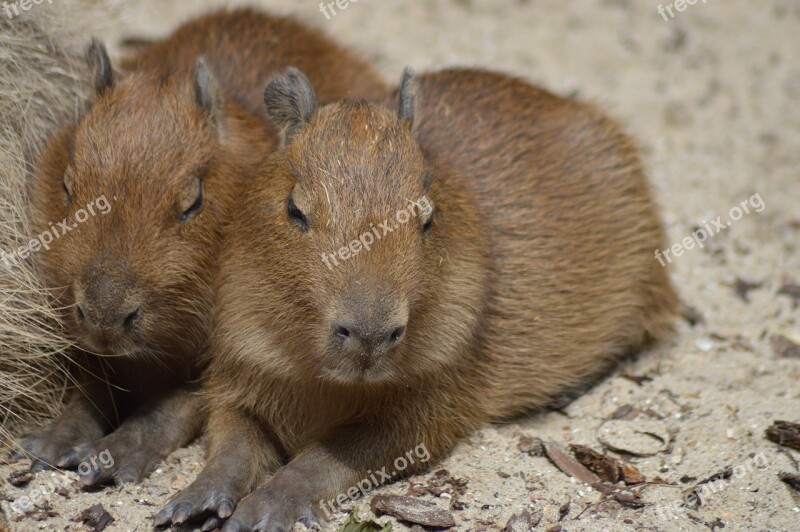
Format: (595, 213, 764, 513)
(422, 217, 433, 235)
(179, 182, 204, 222)
(288, 196, 308, 231)
(62, 181, 73, 205)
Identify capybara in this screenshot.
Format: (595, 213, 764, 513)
(0, 0, 108, 448)
(19, 8, 386, 486)
(155, 67, 677, 530)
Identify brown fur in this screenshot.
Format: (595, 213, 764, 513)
(156, 68, 677, 530)
(119, 8, 387, 116)
(20, 8, 386, 486)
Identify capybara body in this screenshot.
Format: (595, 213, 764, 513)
(119, 8, 387, 116)
(21, 8, 386, 485)
(156, 68, 677, 530)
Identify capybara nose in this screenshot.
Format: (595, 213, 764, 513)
(333, 320, 407, 354)
(75, 294, 141, 334)
(76, 264, 141, 334)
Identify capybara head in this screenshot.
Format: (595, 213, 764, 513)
(233, 68, 484, 385)
(30, 40, 249, 360)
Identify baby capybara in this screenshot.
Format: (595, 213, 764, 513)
(155, 68, 677, 530)
(19, 8, 386, 485)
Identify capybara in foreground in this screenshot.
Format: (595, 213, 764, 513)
(155, 67, 677, 530)
(19, 8, 386, 485)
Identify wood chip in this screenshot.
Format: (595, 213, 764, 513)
(697, 467, 734, 486)
(778, 283, 800, 303)
(771, 335, 800, 358)
(680, 302, 705, 326)
(766, 420, 800, 451)
(371, 494, 455, 529)
(597, 484, 647, 509)
(72, 504, 114, 532)
(405, 470, 467, 510)
(779, 471, 800, 492)
(6, 470, 33, 488)
(558, 499, 571, 521)
(503, 509, 542, 532)
(610, 404, 639, 421)
(734, 278, 762, 302)
(543, 442, 599, 485)
(618, 372, 653, 386)
(518, 435, 545, 457)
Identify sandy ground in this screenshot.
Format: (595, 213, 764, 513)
(2, 0, 800, 530)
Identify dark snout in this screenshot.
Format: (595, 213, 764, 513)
(331, 290, 409, 362)
(74, 260, 141, 344)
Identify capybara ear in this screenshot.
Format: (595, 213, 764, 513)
(263, 67, 318, 147)
(87, 38, 114, 95)
(398, 67, 419, 133)
(194, 58, 225, 133)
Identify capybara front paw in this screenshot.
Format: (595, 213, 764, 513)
(14, 424, 91, 472)
(153, 477, 237, 529)
(221, 480, 320, 532)
(66, 436, 157, 486)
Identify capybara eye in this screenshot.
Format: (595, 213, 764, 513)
(287, 196, 308, 231)
(422, 217, 433, 236)
(179, 182, 204, 222)
(62, 180, 73, 205)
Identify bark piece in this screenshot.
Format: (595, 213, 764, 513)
(766, 420, 800, 451)
(371, 494, 455, 529)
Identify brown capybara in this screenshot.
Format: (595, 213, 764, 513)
(18, 8, 386, 485)
(154, 67, 677, 531)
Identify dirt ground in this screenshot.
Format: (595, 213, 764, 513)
(2, 0, 799, 530)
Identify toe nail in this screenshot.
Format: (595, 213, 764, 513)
(221, 521, 242, 532)
(80, 473, 98, 486)
(152, 510, 171, 527)
(218, 500, 234, 519)
(172, 508, 190, 525)
(201, 516, 221, 531)
(30, 460, 52, 472)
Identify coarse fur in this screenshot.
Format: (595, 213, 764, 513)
(156, 68, 677, 530)
(0, 0, 121, 449)
(19, 7, 386, 485)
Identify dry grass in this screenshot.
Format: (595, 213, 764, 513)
(0, 0, 118, 447)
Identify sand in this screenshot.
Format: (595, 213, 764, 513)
(2, 0, 799, 530)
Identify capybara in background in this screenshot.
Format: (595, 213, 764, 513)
(156, 66, 676, 530)
(19, 8, 386, 486)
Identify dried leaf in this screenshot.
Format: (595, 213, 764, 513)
(569, 444, 646, 485)
(570, 445, 621, 483)
(621, 464, 646, 485)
